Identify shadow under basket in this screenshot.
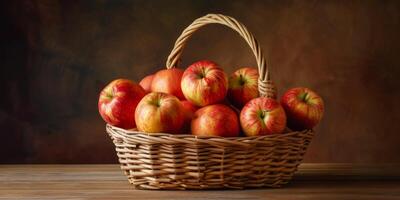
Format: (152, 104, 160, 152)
(106, 13, 315, 190)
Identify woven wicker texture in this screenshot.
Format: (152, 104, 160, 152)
(107, 14, 315, 190)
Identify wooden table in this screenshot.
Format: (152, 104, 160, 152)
(1, 164, 400, 199)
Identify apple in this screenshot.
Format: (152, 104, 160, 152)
(181, 100, 199, 134)
(228, 67, 259, 108)
(98, 79, 146, 129)
(240, 97, 286, 136)
(191, 104, 239, 137)
(135, 92, 184, 134)
(281, 87, 324, 130)
(181, 60, 228, 106)
(139, 74, 154, 93)
(151, 68, 184, 99)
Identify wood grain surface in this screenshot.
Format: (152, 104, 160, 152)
(1, 164, 399, 199)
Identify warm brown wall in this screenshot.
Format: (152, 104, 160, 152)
(1, 0, 400, 163)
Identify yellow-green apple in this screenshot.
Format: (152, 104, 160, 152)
(151, 68, 184, 99)
(281, 87, 324, 130)
(139, 74, 154, 93)
(181, 60, 228, 106)
(191, 104, 239, 137)
(240, 97, 286, 136)
(135, 92, 184, 133)
(228, 67, 259, 108)
(98, 79, 146, 129)
(181, 100, 199, 134)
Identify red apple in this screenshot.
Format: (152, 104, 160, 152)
(281, 87, 324, 130)
(240, 97, 286, 136)
(151, 68, 184, 99)
(228, 67, 259, 108)
(139, 74, 154, 93)
(191, 104, 239, 137)
(98, 79, 146, 129)
(135, 92, 184, 134)
(181, 100, 199, 134)
(181, 60, 228, 106)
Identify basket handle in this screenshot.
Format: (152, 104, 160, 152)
(165, 14, 277, 99)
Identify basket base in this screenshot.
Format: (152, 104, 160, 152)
(107, 124, 314, 190)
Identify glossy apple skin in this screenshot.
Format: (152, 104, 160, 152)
(139, 74, 154, 93)
(281, 87, 324, 130)
(191, 104, 239, 137)
(228, 67, 259, 108)
(151, 68, 184, 99)
(181, 100, 199, 134)
(181, 60, 228, 107)
(240, 97, 286, 136)
(98, 79, 146, 129)
(135, 92, 184, 134)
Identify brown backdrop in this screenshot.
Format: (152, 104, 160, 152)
(1, 0, 400, 163)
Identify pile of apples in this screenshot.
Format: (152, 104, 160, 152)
(98, 60, 324, 137)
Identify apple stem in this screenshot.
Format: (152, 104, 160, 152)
(239, 74, 246, 85)
(258, 110, 269, 119)
(106, 92, 113, 99)
(300, 92, 309, 102)
(199, 67, 207, 78)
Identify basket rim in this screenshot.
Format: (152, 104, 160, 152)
(107, 124, 313, 140)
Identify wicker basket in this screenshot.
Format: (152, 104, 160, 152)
(107, 14, 314, 190)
